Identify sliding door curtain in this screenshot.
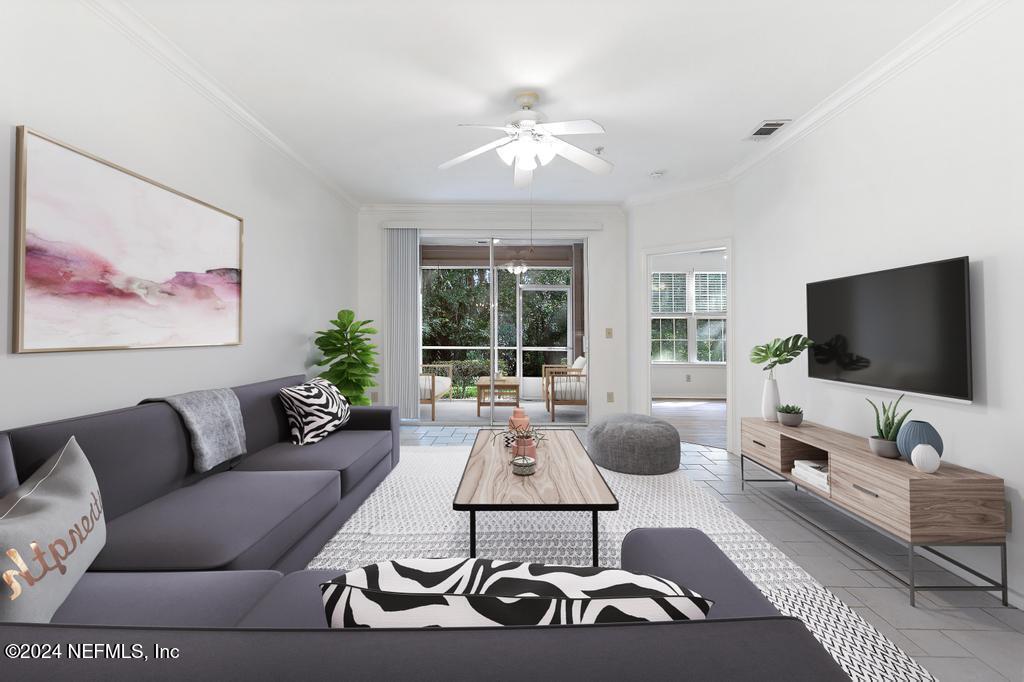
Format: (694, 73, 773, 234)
(383, 227, 421, 419)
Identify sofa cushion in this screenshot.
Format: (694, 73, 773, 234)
(0, 438, 106, 623)
(234, 431, 391, 495)
(52, 570, 282, 627)
(620, 528, 778, 619)
(4, 402, 192, 521)
(91, 470, 339, 571)
(321, 558, 712, 628)
(232, 375, 304, 453)
(237, 569, 339, 628)
(419, 375, 452, 399)
(0, 434, 18, 499)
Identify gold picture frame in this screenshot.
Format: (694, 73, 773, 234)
(13, 126, 244, 353)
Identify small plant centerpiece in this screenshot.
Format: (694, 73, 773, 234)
(750, 334, 813, 422)
(866, 395, 911, 459)
(314, 309, 379, 406)
(776, 404, 804, 427)
(493, 424, 547, 462)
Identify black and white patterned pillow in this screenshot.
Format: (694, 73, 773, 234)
(278, 378, 350, 445)
(320, 558, 712, 628)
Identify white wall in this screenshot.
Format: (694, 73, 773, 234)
(649, 250, 729, 399)
(625, 186, 734, 414)
(0, 2, 358, 429)
(357, 204, 629, 422)
(651, 366, 726, 400)
(731, 2, 1024, 602)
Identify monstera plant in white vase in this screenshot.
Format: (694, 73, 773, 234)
(750, 334, 814, 422)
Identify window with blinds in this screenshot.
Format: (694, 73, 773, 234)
(694, 272, 727, 313)
(651, 272, 687, 314)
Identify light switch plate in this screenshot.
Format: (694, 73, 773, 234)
(604, 327, 613, 339)
(606, 392, 615, 403)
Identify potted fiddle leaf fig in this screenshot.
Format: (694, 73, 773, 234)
(314, 309, 379, 406)
(866, 395, 911, 458)
(750, 334, 813, 422)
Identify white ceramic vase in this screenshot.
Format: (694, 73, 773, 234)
(911, 444, 941, 473)
(761, 378, 780, 422)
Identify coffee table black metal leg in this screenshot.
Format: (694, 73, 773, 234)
(469, 511, 476, 557)
(592, 511, 599, 566)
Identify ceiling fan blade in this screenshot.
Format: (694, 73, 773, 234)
(550, 138, 613, 175)
(513, 164, 533, 188)
(457, 124, 516, 132)
(536, 119, 605, 136)
(439, 137, 511, 170)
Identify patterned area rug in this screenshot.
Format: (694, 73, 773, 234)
(310, 446, 934, 681)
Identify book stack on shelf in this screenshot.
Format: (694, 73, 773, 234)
(791, 459, 829, 494)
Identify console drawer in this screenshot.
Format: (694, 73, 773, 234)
(741, 425, 782, 471)
(830, 460, 910, 540)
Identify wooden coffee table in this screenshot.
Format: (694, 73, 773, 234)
(453, 429, 618, 566)
(475, 376, 520, 416)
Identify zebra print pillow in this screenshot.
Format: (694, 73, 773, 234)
(278, 378, 351, 445)
(320, 558, 712, 628)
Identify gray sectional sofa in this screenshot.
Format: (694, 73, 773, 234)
(0, 376, 847, 680)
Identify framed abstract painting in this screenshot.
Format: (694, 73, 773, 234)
(13, 126, 243, 352)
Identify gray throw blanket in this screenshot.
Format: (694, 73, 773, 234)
(143, 389, 247, 473)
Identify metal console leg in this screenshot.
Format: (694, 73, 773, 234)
(909, 544, 916, 607)
(1002, 544, 1009, 606)
(469, 511, 476, 558)
(592, 511, 599, 567)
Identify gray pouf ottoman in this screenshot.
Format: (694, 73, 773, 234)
(588, 414, 680, 474)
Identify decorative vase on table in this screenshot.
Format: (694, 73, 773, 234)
(509, 407, 530, 431)
(896, 420, 943, 463)
(512, 437, 537, 460)
(910, 444, 942, 473)
(761, 378, 780, 422)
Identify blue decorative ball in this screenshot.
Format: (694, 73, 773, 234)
(896, 420, 943, 462)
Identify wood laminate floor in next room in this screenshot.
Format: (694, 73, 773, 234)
(652, 399, 727, 449)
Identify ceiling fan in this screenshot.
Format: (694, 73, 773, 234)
(439, 92, 613, 188)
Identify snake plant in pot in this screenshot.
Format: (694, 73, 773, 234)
(749, 334, 813, 422)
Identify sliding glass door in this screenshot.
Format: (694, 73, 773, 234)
(419, 237, 586, 426)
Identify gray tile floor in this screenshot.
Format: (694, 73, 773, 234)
(400, 426, 1023, 681)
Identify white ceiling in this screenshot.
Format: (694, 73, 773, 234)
(127, 0, 956, 205)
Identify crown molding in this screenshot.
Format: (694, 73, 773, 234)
(359, 202, 625, 215)
(723, 0, 1007, 183)
(359, 202, 627, 232)
(81, 0, 359, 209)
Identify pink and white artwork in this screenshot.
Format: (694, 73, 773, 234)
(15, 128, 242, 352)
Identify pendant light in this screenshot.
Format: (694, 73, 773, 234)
(504, 187, 534, 275)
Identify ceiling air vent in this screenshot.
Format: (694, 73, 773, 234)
(747, 119, 791, 140)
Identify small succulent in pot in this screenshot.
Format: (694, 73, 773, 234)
(776, 404, 804, 427)
(866, 395, 911, 458)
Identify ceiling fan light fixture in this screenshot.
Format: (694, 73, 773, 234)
(496, 142, 517, 166)
(515, 152, 538, 172)
(505, 260, 529, 275)
(537, 142, 557, 166)
(439, 92, 613, 187)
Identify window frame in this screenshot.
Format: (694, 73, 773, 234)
(650, 268, 727, 365)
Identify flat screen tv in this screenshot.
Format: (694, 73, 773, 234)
(806, 257, 972, 401)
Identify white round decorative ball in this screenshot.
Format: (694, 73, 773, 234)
(911, 444, 941, 473)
